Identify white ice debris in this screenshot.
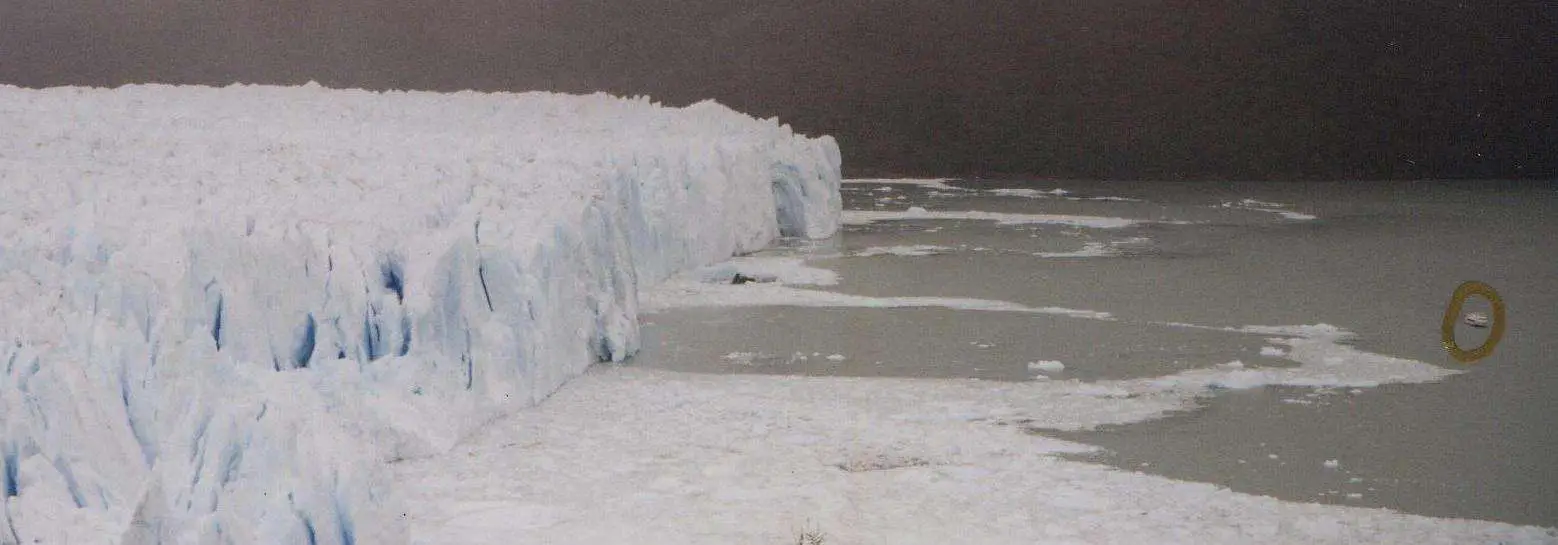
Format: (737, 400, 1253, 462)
(643, 280, 1115, 321)
(988, 188, 1057, 198)
(860, 183, 1141, 202)
(693, 256, 839, 286)
(825, 354, 846, 362)
(1029, 360, 1067, 373)
(1219, 198, 1318, 221)
(844, 178, 964, 191)
(1324, 459, 1341, 469)
(722, 352, 773, 366)
(1261, 346, 1288, 357)
(1035, 242, 1114, 258)
(648, 285, 1457, 391)
(1464, 312, 1491, 328)
(843, 209, 1138, 228)
(0, 84, 840, 544)
(1273, 210, 1320, 221)
(672, 272, 1465, 398)
(1084, 196, 1146, 203)
(853, 245, 955, 257)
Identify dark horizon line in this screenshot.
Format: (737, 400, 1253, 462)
(4, 0, 1552, 182)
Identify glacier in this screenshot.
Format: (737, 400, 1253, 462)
(0, 83, 841, 544)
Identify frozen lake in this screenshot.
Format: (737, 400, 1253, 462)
(632, 178, 1558, 527)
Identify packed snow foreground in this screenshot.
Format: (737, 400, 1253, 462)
(0, 84, 840, 544)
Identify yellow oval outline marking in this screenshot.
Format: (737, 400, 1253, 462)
(1441, 281, 1506, 363)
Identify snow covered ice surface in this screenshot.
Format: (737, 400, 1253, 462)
(395, 368, 1554, 545)
(0, 83, 840, 544)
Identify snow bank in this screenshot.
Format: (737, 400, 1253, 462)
(0, 84, 840, 544)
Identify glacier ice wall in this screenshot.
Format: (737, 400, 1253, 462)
(0, 83, 841, 544)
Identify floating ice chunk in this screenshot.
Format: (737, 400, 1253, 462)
(694, 257, 838, 286)
(1036, 242, 1114, 258)
(1463, 312, 1491, 328)
(844, 209, 1138, 229)
(1028, 360, 1066, 373)
(1079, 195, 1144, 202)
(825, 354, 846, 362)
(1323, 459, 1341, 469)
(988, 188, 1055, 198)
(853, 245, 955, 257)
(1260, 346, 1288, 357)
(1218, 198, 1318, 220)
(643, 281, 1115, 321)
(844, 178, 963, 191)
(1207, 370, 1281, 389)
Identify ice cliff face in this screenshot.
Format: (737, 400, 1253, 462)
(0, 84, 841, 544)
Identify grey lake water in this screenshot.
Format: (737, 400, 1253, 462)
(630, 179, 1558, 527)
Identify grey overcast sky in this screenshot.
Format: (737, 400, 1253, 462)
(2, 0, 1554, 180)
